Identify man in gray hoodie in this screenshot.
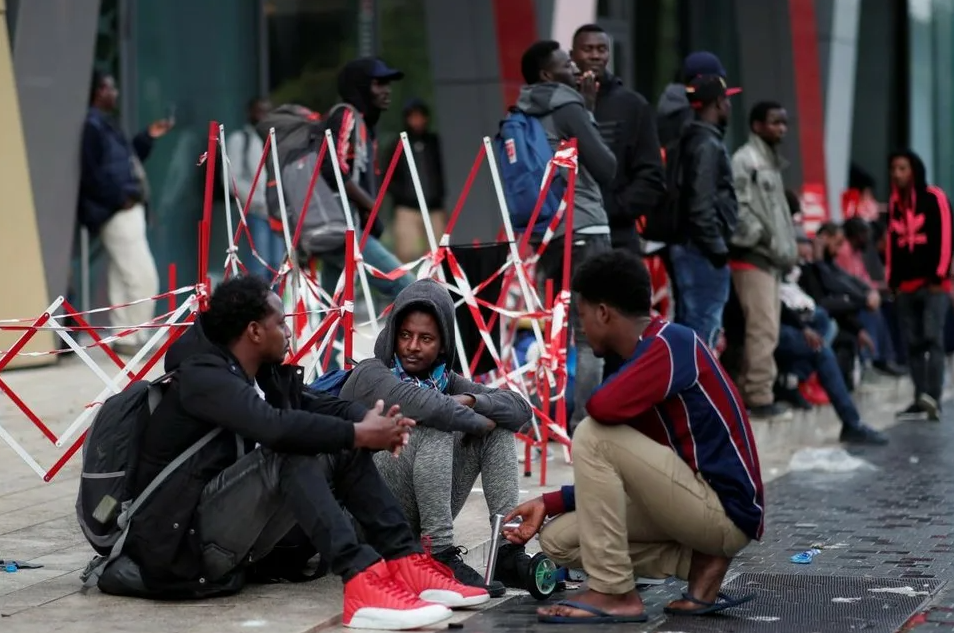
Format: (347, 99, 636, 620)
(339, 280, 536, 597)
(515, 40, 617, 434)
(657, 52, 738, 149)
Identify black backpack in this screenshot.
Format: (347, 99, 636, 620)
(77, 371, 222, 591)
(637, 135, 688, 245)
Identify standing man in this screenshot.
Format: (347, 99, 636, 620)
(656, 52, 736, 149)
(570, 24, 665, 379)
(79, 71, 173, 355)
(516, 40, 617, 434)
(729, 101, 798, 419)
(319, 58, 414, 321)
(886, 150, 953, 421)
(388, 99, 447, 263)
(668, 75, 739, 349)
(227, 98, 281, 281)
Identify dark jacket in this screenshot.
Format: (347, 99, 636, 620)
(78, 107, 154, 233)
(681, 121, 738, 264)
(593, 74, 665, 249)
(340, 279, 532, 434)
(656, 82, 692, 148)
(886, 150, 954, 291)
(321, 59, 387, 237)
(388, 129, 446, 210)
(124, 318, 367, 587)
(797, 259, 868, 335)
(515, 82, 617, 237)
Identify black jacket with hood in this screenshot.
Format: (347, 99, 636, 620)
(593, 74, 665, 249)
(681, 121, 738, 264)
(797, 258, 868, 335)
(388, 101, 446, 209)
(124, 317, 367, 587)
(885, 149, 953, 291)
(321, 58, 388, 237)
(339, 279, 532, 434)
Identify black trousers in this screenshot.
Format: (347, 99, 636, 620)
(196, 448, 421, 583)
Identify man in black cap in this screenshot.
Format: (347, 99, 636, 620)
(657, 52, 741, 148)
(319, 58, 415, 366)
(667, 74, 739, 349)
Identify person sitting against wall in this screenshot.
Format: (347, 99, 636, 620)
(503, 249, 762, 624)
(775, 232, 888, 445)
(339, 279, 535, 597)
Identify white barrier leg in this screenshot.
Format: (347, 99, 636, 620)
(56, 295, 197, 447)
(400, 132, 473, 380)
(268, 127, 303, 355)
(219, 124, 240, 277)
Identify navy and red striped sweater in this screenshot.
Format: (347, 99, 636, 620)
(542, 318, 765, 541)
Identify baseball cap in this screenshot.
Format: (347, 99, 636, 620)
(681, 51, 741, 96)
(685, 74, 739, 107)
(369, 58, 404, 82)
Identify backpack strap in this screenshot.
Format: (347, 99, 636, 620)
(80, 414, 222, 591)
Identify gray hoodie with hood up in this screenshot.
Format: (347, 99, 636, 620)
(656, 82, 692, 148)
(515, 82, 617, 237)
(339, 279, 532, 435)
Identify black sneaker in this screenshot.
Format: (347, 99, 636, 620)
(840, 423, 889, 445)
(917, 394, 941, 422)
(493, 542, 530, 590)
(748, 402, 792, 420)
(872, 360, 907, 378)
(896, 402, 928, 420)
(775, 387, 812, 410)
(433, 545, 506, 598)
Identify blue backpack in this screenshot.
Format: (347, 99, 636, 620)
(308, 369, 351, 397)
(494, 109, 566, 234)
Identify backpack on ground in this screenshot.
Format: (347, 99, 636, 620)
(494, 108, 567, 234)
(637, 135, 688, 245)
(257, 104, 361, 257)
(77, 371, 222, 591)
(308, 368, 352, 397)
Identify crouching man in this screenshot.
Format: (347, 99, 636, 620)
(119, 276, 484, 631)
(503, 250, 764, 624)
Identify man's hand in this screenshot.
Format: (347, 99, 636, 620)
(453, 394, 476, 408)
(502, 497, 547, 545)
(578, 71, 599, 111)
(858, 329, 876, 354)
(866, 290, 881, 311)
(354, 400, 415, 455)
(803, 328, 824, 351)
(148, 118, 174, 139)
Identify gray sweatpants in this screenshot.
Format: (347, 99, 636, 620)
(373, 425, 520, 552)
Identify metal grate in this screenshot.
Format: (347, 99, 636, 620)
(657, 573, 943, 633)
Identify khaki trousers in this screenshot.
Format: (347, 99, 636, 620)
(731, 267, 781, 407)
(99, 204, 160, 345)
(392, 205, 447, 263)
(539, 418, 749, 594)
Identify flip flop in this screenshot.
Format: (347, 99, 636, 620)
(538, 600, 649, 624)
(664, 592, 756, 616)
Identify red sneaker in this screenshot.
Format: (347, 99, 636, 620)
(388, 553, 491, 609)
(342, 560, 451, 630)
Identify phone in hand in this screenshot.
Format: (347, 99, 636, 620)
(166, 103, 177, 125)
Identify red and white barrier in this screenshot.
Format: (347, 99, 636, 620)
(0, 117, 582, 487)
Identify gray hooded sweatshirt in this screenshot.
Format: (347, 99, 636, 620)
(656, 82, 692, 148)
(339, 279, 532, 434)
(515, 82, 616, 237)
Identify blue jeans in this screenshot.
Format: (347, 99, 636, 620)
(857, 308, 896, 364)
(319, 235, 414, 369)
(669, 243, 730, 348)
(776, 310, 860, 428)
(246, 215, 286, 283)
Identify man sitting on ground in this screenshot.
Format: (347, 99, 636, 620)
(503, 250, 762, 623)
(123, 275, 485, 631)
